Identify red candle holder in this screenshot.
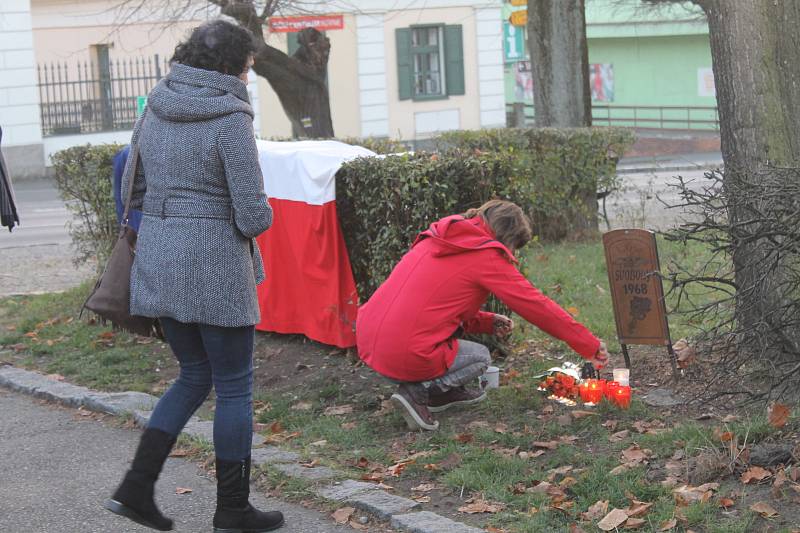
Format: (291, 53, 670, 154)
(614, 385, 632, 409)
(604, 381, 619, 401)
(586, 379, 604, 404)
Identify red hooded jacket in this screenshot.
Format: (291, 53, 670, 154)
(356, 215, 601, 382)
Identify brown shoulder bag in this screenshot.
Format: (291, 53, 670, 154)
(83, 143, 162, 337)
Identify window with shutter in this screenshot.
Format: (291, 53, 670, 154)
(444, 25, 465, 96)
(397, 24, 465, 101)
(396, 28, 413, 100)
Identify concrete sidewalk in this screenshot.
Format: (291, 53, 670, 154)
(617, 151, 722, 174)
(0, 389, 351, 533)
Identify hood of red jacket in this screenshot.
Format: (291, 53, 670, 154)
(413, 214, 517, 263)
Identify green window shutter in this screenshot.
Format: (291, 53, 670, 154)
(444, 25, 465, 96)
(288, 32, 300, 56)
(396, 28, 413, 100)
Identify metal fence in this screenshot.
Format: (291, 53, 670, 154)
(37, 55, 169, 137)
(507, 103, 720, 130)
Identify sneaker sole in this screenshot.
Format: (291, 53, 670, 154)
(104, 499, 173, 531)
(213, 516, 285, 532)
(390, 393, 439, 431)
(428, 391, 488, 413)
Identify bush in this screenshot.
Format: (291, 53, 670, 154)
(338, 128, 632, 300)
(51, 143, 123, 270)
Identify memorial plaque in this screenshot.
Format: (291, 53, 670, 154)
(603, 229, 671, 346)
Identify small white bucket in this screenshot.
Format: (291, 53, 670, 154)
(479, 366, 501, 389)
(613, 368, 630, 387)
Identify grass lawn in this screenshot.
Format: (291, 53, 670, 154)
(2, 237, 798, 532)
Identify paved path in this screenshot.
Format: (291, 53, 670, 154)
(0, 179, 94, 297)
(0, 389, 349, 533)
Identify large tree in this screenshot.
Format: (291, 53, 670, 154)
(118, 0, 334, 137)
(525, 0, 592, 127)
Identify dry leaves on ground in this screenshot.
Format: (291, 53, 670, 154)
(571, 410, 598, 419)
(597, 508, 629, 531)
(580, 500, 608, 521)
(718, 497, 735, 508)
(609, 429, 630, 442)
(458, 498, 506, 514)
(672, 338, 696, 368)
(768, 403, 791, 429)
(749, 501, 779, 518)
(324, 404, 354, 416)
(455, 433, 474, 443)
(741, 466, 772, 484)
(175, 487, 192, 494)
(291, 401, 313, 411)
(532, 440, 560, 450)
(659, 518, 677, 531)
(673, 483, 719, 506)
(332, 507, 355, 524)
(411, 483, 436, 493)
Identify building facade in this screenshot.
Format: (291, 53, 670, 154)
(503, 0, 717, 129)
(0, 0, 505, 176)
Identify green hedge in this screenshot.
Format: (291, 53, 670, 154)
(51, 143, 123, 270)
(338, 127, 632, 300)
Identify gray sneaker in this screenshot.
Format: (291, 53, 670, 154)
(427, 386, 487, 413)
(391, 384, 439, 431)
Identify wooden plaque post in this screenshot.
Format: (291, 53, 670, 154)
(602, 229, 678, 379)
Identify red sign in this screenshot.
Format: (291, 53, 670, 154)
(269, 15, 344, 33)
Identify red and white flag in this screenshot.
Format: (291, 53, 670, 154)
(255, 140, 373, 348)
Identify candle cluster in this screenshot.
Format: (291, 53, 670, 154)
(578, 378, 631, 409)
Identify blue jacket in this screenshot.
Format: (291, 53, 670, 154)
(112, 145, 142, 231)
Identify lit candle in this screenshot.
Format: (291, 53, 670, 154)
(587, 379, 604, 404)
(579, 381, 592, 403)
(615, 385, 632, 409)
(605, 381, 619, 401)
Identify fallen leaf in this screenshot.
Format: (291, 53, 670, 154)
(411, 483, 436, 492)
(609, 464, 630, 475)
(571, 410, 598, 419)
(423, 463, 441, 472)
(659, 518, 677, 531)
(269, 421, 283, 434)
(291, 401, 313, 411)
(466, 420, 491, 430)
(532, 440, 559, 450)
(581, 500, 608, 521)
(624, 517, 646, 529)
(458, 499, 505, 514)
(175, 487, 192, 494)
(300, 459, 319, 468)
(349, 518, 368, 530)
(309, 440, 328, 447)
(741, 466, 772, 484)
(673, 483, 718, 506)
(360, 472, 383, 483)
(672, 338, 696, 368)
(609, 429, 630, 442)
(387, 459, 413, 477)
(519, 450, 546, 459)
(412, 495, 431, 503)
(626, 500, 653, 518)
(567, 306, 580, 317)
(341, 421, 357, 430)
(602, 419, 619, 430)
(324, 404, 354, 416)
(718, 497, 735, 508)
(494, 423, 509, 434)
(455, 433, 474, 444)
(597, 508, 629, 531)
(719, 431, 734, 442)
(749, 501, 778, 518)
(332, 507, 355, 524)
(621, 445, 650, 464)
(169, 448, 191, 458)
(768, 403, 791, 429)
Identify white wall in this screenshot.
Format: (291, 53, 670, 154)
(475, 7, 506, 128)
(0, 0, 45, 178)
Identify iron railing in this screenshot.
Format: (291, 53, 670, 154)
(507, 103, 719, 130)
(37, 55, 169, 136)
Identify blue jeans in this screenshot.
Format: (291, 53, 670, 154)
(147, 318, 255, 461)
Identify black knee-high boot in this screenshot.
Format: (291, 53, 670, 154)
(105, 427, 177, 531)
(213, 457, 284, 532)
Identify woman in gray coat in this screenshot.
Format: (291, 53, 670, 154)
(106, 20, 283, 533)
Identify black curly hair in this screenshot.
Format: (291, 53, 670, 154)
(171, 19, 256, 76)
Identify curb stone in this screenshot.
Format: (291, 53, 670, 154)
(1, 365, 489, 533)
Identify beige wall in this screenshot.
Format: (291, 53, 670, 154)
(257, 13, 361, 139)
(31, 0, 207, 63)
(383, 7, 480, 140)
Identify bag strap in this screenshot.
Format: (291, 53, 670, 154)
(121, 143, 140, 227)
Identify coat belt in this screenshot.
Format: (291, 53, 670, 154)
(142, 196, 233, 221)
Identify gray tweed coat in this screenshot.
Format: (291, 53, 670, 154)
(122, 63, 272, 327)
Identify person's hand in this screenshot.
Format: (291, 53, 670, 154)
(493, 314, 514, 338)
(588, 341, 609, 370)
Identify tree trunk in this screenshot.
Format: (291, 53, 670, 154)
(218, 2, 334, 138)
(526, 0, 591, 127)
(699, 0, 800, 356)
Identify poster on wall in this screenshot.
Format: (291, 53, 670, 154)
(697, 67, 716, 97)
(514, 61, 533, 102)
(590, 63, 614, 102)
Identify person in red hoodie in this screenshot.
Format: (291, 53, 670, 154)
(356, 200, 609, 430)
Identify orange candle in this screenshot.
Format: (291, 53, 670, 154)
(615, 385, 632, 409)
